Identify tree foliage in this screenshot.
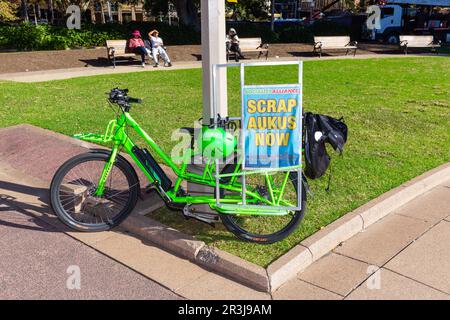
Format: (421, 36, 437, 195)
(143, 0, 271, 29)
(144, 0, 200, 30)
(0, 0, 19, 22)
(226, 0, 270, 21)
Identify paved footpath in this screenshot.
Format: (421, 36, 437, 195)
(0, 161, 269, 300)
(273, 181, 450, 300)
(0, 53, 442, 83)
(0, 207, 183, 300)
(0, 172, 183, 299)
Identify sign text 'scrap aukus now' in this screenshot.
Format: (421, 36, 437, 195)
(242, 85, 302, 169)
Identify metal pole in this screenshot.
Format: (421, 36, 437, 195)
(297, 60, 303, 210)
(240, 63, 246, 205)
(201, 0, 228, 125)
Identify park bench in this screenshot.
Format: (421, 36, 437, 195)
(399, 35, 441, 55)
(313, 36, 358, 58)
(227, 37, 269, 61)
(106, 40, 152, 68)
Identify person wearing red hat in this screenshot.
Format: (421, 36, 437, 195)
(128, 30, 150, 67)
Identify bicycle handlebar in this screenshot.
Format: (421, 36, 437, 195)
(127, 97, 142, 104)
(108, 88, 141, 111)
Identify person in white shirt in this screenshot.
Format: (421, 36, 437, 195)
(149, 30, 172, 67)
(226, 28, 244, 62)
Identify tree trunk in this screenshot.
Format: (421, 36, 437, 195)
(270, 0, 275, 31)
(32, 4, 37, 25)
(106, 1, 113, 22)
(21, 0, 29, 22)
(36, 3, 41, 21)
(90, 1, 96, 24)
(131, 4, 136, 21)
(174, 0, 200, 31)
(48, 0, 54, 24)
(100, 1, 106, 24)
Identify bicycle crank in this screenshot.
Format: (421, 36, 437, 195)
(182, 204, 219, 227)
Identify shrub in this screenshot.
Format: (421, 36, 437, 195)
(309, 20, 351, 37)
(0, 20, 353, 51)
(277, 26, 313, 43)
(228, 20, 350, 44)
(227, 22, 279, 43)
(0, 22, 201, 51)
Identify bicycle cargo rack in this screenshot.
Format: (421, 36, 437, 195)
(210, 61, 304, 215)
(73, 120, 118, 144)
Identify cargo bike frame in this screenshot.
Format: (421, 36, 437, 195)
(50, 61, 307, 243)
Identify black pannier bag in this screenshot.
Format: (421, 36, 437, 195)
(303, 112, 348, 180)
(304, 112, 330, 179)
(317, 114, 348, 153)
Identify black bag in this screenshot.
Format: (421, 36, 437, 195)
(304, 112, 330, 179)
(317, 115, 348, 153)
(304, 112, 348, 180)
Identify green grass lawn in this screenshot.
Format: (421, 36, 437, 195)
(0, 57, 449, 267)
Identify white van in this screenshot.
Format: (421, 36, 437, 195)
(367, 0, 450, 44)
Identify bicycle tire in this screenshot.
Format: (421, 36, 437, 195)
(50, 152, 139, 232)
(220, 166, 307, 244)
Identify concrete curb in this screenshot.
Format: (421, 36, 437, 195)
(121, 213, 205, 261)
(121, 162, 450, 292)
(195, 246, 270, 292)
(267, 245, 313, 291)
(120, 213, 270, 291)
(266, 162, 450, 292)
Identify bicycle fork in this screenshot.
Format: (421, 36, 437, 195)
(94, 145, 120, 197)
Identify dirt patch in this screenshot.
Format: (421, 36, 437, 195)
(0, 43, 399, 74)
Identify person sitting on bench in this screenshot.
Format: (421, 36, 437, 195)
(226, 28, 244, 62)
(149, 30, 172, 67)
(128, 30, 151, 68)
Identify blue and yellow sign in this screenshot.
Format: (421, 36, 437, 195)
(242, 85, 302, 169)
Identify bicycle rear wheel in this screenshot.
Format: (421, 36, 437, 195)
(50, 152, 139, 232)
(220, 166, 307, 244)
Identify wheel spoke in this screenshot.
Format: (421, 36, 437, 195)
(55, 157, 135, 229)
(223, 168, 304, 238)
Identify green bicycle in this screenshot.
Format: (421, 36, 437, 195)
(50, 88, 308, 244)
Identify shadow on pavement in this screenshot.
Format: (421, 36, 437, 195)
(79, 57, 113, 68)
(79, 57, 142, 68)
(0, 180, 71, 233)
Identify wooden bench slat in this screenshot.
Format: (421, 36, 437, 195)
(399, 35, 440, 54)
(227, 37, 269, 60)
(313, 36, 357, 57)
(106, 39, 151, 67)
(106, 40, 129, 55)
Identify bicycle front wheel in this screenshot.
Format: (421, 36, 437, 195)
(50, 152, 139, 232)
(220, 167, 307, 244)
